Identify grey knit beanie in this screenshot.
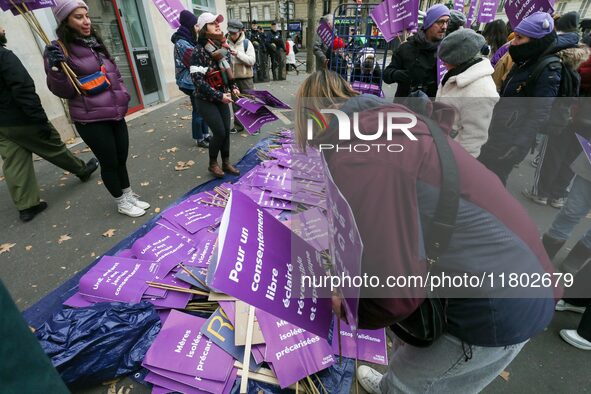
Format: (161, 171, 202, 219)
(438, 28, 486, 65)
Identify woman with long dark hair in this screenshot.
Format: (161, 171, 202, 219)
(482, 19, 508, 57)
(190, 13, 240, 178)
(44, 0, 149, 217)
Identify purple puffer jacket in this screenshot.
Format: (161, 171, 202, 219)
(44, 39, 130, 123)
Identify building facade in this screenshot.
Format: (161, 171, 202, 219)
(0, 0, 225, 140)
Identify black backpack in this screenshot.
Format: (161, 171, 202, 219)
(525, 55, 580, 97)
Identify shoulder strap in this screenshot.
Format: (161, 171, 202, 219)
(416, 115, 460, 265)
(243, 38, 250, 52)
(55, 39, 70, 58)
(525, 55, 561, 95)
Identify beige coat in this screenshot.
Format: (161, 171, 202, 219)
(436, 59, 500, 157)
(227, 32, 256, 79)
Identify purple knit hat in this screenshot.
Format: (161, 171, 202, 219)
(422, 4, 451, 30)
(52, 0, 88, 25)
(179, 10, 198, 29)
(514, 12, 555, 39)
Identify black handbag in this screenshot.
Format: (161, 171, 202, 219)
(390, 114, 460, 347)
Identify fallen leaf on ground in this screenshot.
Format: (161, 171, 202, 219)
(65, 137, 77, 145)
(144, 128, 155, 133)
(102, 229, 117, 238)
(140, 182, 150, 186)
(174, 160, 195, 171)
(499, 371, 510, 381)
(58, 234, 72, 244)
(65, 205, 71, 210)
(154, 207, 161, 213)
(0, 243, 16, 255)
(132, 155, 139, 159)
(91, 252, 96, 257)
(25, 245, 32, 251)
(60, 177, 68, 181)
(166, 147, 178, 153)
(81, 147, 91, 153)
(159, 156, 166, 161)
(181, 115, 191, 120)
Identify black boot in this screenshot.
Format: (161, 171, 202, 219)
(77, 158, 99, 182)
(542, 233, 566, 260)
(562, 240, 591, 274)
(19, 201, 48, 222)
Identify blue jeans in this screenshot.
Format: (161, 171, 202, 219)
(181, 88, 209, 141)
(548, 175, 591, 248)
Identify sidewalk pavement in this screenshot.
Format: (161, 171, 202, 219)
(0, 73, 589, 393)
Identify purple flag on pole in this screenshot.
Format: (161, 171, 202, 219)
(151, 0, 185, 29)
(504, 0, 554, 29)
(234, 106, 279, 135)
(1, 0, 56, 15)
(316, 20, 334, 48)
(454, 0, 465, 11)
(477, 0, 500, 23)
(209, 190, 333, 338)
(370, 1, 395, 42)
(257, 309, 336, 388)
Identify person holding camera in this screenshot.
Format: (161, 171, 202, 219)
(190, 12, 241, 178)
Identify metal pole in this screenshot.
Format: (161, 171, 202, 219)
(248, 0, 252, 25)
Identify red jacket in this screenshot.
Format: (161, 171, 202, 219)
(578, 55, 591, 95)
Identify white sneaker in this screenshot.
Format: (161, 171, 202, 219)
(560, 329, 591, 350)
(124, 191, 150, 210)
(555, 299, 586, 314)
(117, 199, 146, 217)
(357, 365, 383, 394)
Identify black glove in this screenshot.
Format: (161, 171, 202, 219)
(45, 44, 65, 69)
(497, 145, 521, 162)
(393, 70, 411, 84)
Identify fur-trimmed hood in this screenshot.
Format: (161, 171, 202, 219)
(557, 44, 591, 69)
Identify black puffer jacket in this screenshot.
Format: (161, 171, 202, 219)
(383, 31, 440, 97)
(0, 46, 48, 126)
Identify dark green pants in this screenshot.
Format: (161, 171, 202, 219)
(0, 123, 85, 210)
(0, 280, 69, 393)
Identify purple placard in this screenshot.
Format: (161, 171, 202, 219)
(316, 20, 334, 48)
(504, 0, 554, 30)
(131, 226, 196, 275)
(235, 106, 279, 135)
(437, 57, 448, 86)
(454, 0, 465, 11)
(245, 89, 291, 109)
(1, 0, 55, 14)
(162, 199, 222, 234)
(78, 256, 160, 304)
(145, 367, 237, 394)
(330, 320, 388, 365)
(289, 207, 330, 252)
(321, 153, 363, 328)
(477, 0, 500, 23)
(576, 133, 591, 165)
(387, 0, 419, 35)
(370, 1, 395, 42)
(350, 81, 385, 98)
(186, 232, 217, 268)
(257, 310, 336, 388)
(466, 0, 477, 26)
(210, 190, 332, 338)
(151, 0, 185, 29)
(144, 310, 235, 381)
(235, 97, 265, 113)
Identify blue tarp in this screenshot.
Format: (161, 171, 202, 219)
(23, 137, 355, 393)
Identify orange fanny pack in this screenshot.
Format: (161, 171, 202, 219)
(77, 65, 111, 95)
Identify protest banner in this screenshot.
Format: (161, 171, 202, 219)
(477, 0, 500, 23)
(387, 0, 419, 34)
(504, 0, 554, 29)
(330, 320, 388, 365)
(466, 0, 478, 26)
(454, 0, 465, 11)
(234, 107, 279, 135)
(209, 190, 333, 338)
(370, 1, 395, 42)
(151, 0, 185, 29)
(143, 310, 235, 382)
(321, 154, 363, 328)
(316, 19, 334, 48)
(257, 309, 336, 388)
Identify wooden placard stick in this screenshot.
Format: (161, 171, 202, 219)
(239, 305, 256, 393)
(337, 317, 343, 364)
(178, 263, 210, 291)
